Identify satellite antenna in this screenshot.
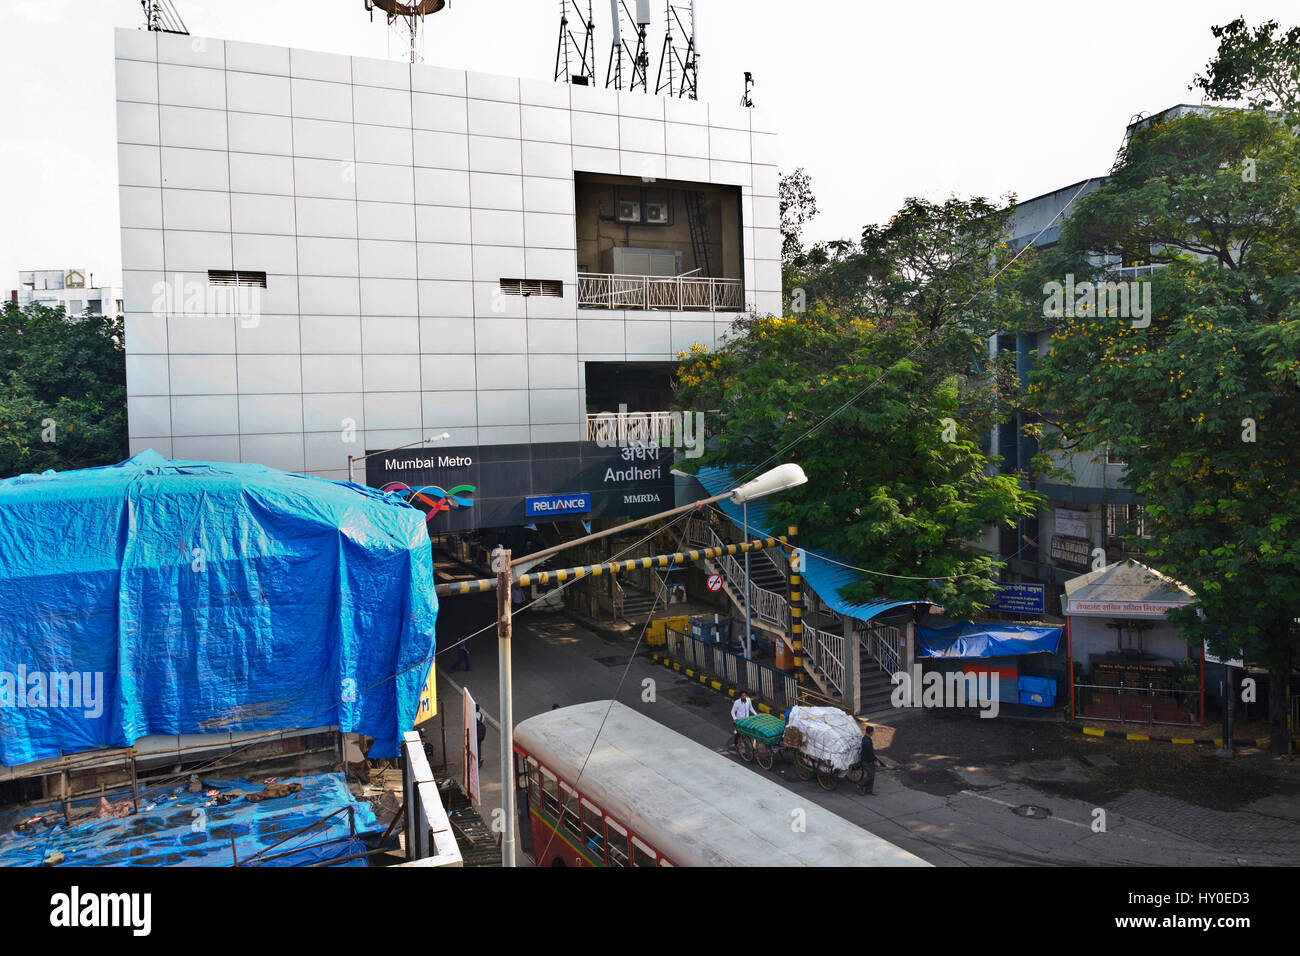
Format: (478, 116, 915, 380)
(655, 0, 698, 99)
(555, 1, 597, 86)
(141, 0, 188, 34)
(607, 0, 651, 92)
(364, 0, 449, 65)
(741, 71, 754, 108)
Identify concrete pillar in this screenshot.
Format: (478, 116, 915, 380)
(905, 617, 920, 705)
(843, 615, 861, 714)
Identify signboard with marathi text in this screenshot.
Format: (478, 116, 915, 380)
(990, 582, 1046, 616)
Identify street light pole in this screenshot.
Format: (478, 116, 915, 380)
(492, 546, 516, 867)
(346, 432, 451, 485)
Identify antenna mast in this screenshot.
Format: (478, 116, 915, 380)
(364, 0, 448, 65)
(141, 0, 188, 34)
(555, 1, 597, 86)
(607, 0, 651, 92)
(655, 0, 698, 99)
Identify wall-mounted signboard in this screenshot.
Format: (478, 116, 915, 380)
(990, 581, 1047, 616)
(366, 442, 674, 532)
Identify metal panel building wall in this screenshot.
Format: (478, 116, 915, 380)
(114, 28, 782, 481)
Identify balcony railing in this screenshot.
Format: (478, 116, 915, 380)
(577, 272, 743, 312)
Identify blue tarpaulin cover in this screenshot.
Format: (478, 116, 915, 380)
(0, 450, 436, 765)
(918, 621, 1062, 659)
(0, 772, 381, 867)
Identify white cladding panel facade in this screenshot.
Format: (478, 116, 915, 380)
(115, 29, 782, 480)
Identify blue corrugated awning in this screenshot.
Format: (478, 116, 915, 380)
(917, 621, 1062, 659)
(691, 467, 933, 625)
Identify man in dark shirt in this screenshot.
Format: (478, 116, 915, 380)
(857, 725, 885, 795)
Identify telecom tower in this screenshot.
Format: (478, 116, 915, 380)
(363, 0, 449, 65)
(606, 0, 651, 93)
(555, 1, 598, 86)
(655, 0, 698, 100)
(141, 0, 187, 34)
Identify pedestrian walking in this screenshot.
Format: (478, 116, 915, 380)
(856, 725, 885, 795)
(476, 704, 487, 768)
(730, 692, 757, 747)
(449, 643, 471, 672)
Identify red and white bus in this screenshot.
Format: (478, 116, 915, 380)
(513, 700, 930, 867)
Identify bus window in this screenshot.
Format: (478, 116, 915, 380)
(559, 786, 581, 840)
(540, 769, 560, 817)
(631, 835, 657, 867)
(605, 818, 629, 867)
(580, 800, 605, 863)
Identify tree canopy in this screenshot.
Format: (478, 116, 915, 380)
(0, 302, 128, 477)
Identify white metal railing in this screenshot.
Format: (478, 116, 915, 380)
(862, 621, 902, 676)
(586, 412, 680, 444)
(577, 272, 743, 312)
(804, 624, 845, 697)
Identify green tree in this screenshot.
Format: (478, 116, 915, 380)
(1027, 106, 1300, 751)
(1192, 17, 1300, 120)
(0, 302, 128, 477)
(677, 197, 1041, 620)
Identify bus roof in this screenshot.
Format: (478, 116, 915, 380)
(514, 701, 930, 867)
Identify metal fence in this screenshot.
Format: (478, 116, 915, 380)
(1072, 682, 1202, 726)
(665, 627, 800, 710)
(577, 272, 744, 312)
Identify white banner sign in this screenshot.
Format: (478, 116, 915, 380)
(1054, 508, 1089, 539)
(462, 687, 481, 805)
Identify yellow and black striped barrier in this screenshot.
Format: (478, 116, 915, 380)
(434, 535, 786, 598)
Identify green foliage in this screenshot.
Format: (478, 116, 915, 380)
(674, 308, 1041, 621)
(1028, 107, 1300, 685)
(0, 301, 128, 477)
(1192, 16, 1300, 120)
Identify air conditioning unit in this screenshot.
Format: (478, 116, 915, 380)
(645, 202, 670, 224)
(616, 200, 641, 223)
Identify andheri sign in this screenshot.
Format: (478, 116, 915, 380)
(366, 441, 674, 531)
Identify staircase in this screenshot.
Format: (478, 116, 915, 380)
(858, 657, 898, 718)
(619, 584, 660, 622)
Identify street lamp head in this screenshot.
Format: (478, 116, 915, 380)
(730, 463, 807, 503)
(428, 432, 451, 442)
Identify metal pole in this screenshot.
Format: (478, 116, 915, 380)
(493, 546, 517, 867)
(743, 500, 751, 660)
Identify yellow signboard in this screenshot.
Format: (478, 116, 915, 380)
(415, 659, 437, 725)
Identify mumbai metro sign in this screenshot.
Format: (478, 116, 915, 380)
(366, 441, 675, 531)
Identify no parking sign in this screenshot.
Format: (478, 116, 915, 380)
(706, 574, 723, 592)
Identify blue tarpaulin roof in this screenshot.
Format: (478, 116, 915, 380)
(917, 621, 1062, 659)
(692, 467, 933, 624)
(0, 772, 381, 867)
(0, 450, 437, 766)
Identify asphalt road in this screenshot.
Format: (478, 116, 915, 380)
(424, 591, 1300, 867)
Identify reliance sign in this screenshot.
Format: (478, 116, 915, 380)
(525, 493, 592, 517)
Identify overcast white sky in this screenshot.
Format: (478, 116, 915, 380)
(1, 0, 1294, 290)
